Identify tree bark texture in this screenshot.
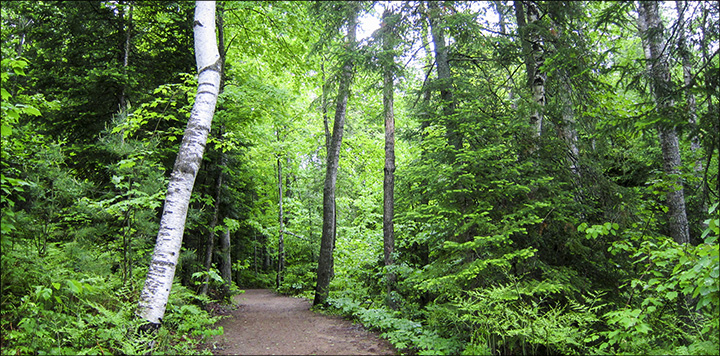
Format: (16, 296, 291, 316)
(515, 0, 545, 140)
(637, 1, 690, 245)
(382, 8, 397, 308)
(314, 8, 357, 307)
(220, 226, 231, 295)
(137, 1, 221, 326)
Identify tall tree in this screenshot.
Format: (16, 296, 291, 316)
(314, 4, 358, 307)
(137, 0, 222, 327)
(515, 0, 545, 141)
(381, 7, 397, 308)
(637, 1, 690, 244)
(276, 153, 285, 289)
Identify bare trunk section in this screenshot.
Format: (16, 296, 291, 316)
(321, 59, 331, 153)
(314, 8, 357, 307)
(220, 226, 231, 296)
(276, 155, 285, 289)
(119, 2, 132, 114)
(382, 8, 397, 309)
(137, 1, 222, 327)
(637, 1, 690, 245)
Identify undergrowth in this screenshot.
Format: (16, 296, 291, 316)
(0, 242, 225, 355)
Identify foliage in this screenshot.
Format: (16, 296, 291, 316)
(2, 1, 719, 355)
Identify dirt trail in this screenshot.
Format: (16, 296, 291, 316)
(208, 289, 396, 355)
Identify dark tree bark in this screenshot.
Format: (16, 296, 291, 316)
(637, 1, 690, 244)
(314, 7, 357, 307)
(382, 8, 397, 309)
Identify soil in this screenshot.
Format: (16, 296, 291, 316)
(207, 289, 397, 355)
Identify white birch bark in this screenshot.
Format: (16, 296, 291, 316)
(137, 1, 221, 326)
(526, 1, 545, 139)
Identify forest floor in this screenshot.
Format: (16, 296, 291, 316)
(206, 289, 397, 355)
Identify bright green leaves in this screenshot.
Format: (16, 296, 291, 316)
(578, 221, 620, 239)
(111, 73, 196, 143)
(701, 202, 719, 243)
(1, 58, 42, 138)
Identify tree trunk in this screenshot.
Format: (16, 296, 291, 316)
(220, 226, 231, 296)
(427, 1, 460, 153)
(137, 1, 222, 327)
(119, 2, 132, 115)
(515, 0, 545, 141)
(637, 1, 690, 245)
(201, 149, 225, 296)
(314, 7, 357, 307)
(276, 155, 285, 289)
(382, 8, 397, 309)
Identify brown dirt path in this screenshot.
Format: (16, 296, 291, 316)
(208, 289, 396, 355)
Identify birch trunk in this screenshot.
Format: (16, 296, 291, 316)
(637, 1, 690, 245)
(314, 8, 357, 307)
(382, 8, 397, 309)
(137, 1, 221, 327)
(515, 0, 545, 141)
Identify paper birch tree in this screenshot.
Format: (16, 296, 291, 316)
(136, 0, 222, 327)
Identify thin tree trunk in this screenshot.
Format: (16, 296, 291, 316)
(201, 150, 225, 296)
(137, 1, 222, 327)
(276, 154, 285, 289)
(220, 226, 231, 296)
(382, 8, 397, 309)
(637, 1, 690, 245)
(321, 59, 331, 154)
(314, 7, 357, 307)
(119, 2, 132, 114)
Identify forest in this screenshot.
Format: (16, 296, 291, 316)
(1, 0, 718, 355)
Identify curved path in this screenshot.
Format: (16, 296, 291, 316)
(209, 289, 396, 355)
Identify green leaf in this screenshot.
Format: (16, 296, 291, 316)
(1, 124, 11, 137)
(66, 279, 83, 294)
(23, 106, 41, 116)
